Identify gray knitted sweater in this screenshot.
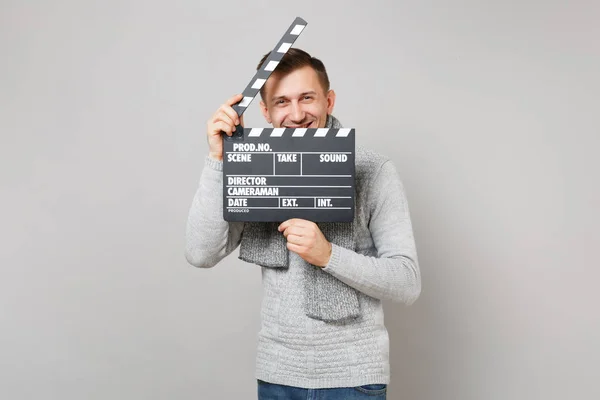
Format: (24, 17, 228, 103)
(184, 145, 421, 389)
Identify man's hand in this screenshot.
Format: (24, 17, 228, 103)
(278, 219, 332, 267)
(207, 94, 245, 161)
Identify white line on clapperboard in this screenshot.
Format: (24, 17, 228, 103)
(227, 175, 351, 177)
(225, 187, 352, 188)
(234, 151, 351, 154)
(226, 196, 352, 198)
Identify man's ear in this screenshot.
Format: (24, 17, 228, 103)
(326, 89, 336, 115)
(259, 100, 272, 124)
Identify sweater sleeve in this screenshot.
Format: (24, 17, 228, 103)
(321, 160, 421, 305)
(184, 155, 245, 268)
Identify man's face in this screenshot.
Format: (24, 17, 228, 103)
(259, 66, 336, 129)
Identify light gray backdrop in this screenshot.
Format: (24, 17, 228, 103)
(1, 1, 598, 399)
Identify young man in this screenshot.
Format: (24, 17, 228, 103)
(185, 48, 421, 399)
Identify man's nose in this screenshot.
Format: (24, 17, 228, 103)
(290, 102, 305, 123)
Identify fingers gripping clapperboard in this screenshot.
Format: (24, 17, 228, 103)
(222, 17, 355, 223)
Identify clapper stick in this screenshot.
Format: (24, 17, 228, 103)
(227, 16, 308, 139)
(221, 17, 356, 223)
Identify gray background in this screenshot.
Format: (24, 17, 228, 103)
(1, 0, 598, 399)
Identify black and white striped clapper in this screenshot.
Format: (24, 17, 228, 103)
(223, 127, 355, 222)
(221, 16, 356, 222)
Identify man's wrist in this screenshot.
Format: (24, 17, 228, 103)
(208, 152, 223, 161)
(319, 242, 333, 268)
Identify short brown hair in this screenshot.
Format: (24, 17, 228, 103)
(256, 48, 330, 100)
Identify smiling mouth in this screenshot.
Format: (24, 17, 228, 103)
(285, 122, 312, 129)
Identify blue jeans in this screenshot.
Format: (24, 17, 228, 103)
(257, 379, 387, 399)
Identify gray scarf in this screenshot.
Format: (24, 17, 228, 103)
(238, 114, 360, 323)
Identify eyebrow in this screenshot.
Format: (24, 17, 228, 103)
(271, 91, 317, 104)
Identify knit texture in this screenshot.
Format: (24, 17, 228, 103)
(184, 137, 421, 388)
(238, 114, 360, 322)
(239, 220, 359, 322)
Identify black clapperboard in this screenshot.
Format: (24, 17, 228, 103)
(222, 17, 355, 223)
